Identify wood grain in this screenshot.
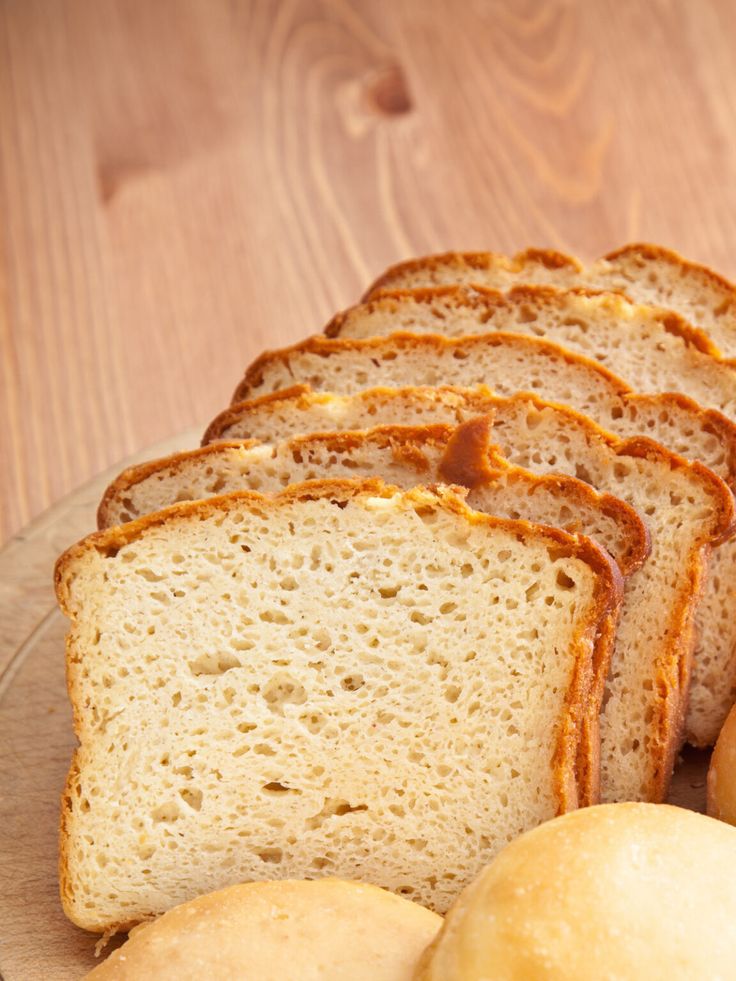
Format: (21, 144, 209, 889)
(3, 0, 736, 544)
(0, 445, 713, 980)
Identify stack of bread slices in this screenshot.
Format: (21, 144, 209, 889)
(56, 243, 736, 934)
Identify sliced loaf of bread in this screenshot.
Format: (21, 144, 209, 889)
(207, 384, 736, 749)
(56, 480, 621, 929)
(227, 336, 736, 748)
(364, 244, 736, 357)
(204, 384, 734, 800)
(96, 422, 649, 807)
(325, 285, 736, 745)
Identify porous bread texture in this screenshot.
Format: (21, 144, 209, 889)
(453, 403, 733, 802)
(364, 244, 736, 358)
(207, 384, 736, 490)
(98, 426, 649, 580)
(203, 384, 735, 800)
(229, 335, 736, 487)
(228, 337, 736, 748)
(84, 879, 442, 981)
(97, 421, 648, 808)
(56, 481, 619, 930)
(599, 245, 736, 360)
(324, 287, 736, 747)
(232, 333, 630, 411)
(327, 285, 736, 418)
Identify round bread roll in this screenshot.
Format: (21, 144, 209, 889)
(416, 803, 736, 980)
(708, 702, 736, 824)
(85, 879, 441, 980)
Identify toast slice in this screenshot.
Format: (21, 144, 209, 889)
(203, 384, 734, 801)
(56, 480, 621, 929)
(97, 423, 648, 808)
(326, 285, 736, 745)
(364, 244, 736, 358)
(227, 335, 736, 748)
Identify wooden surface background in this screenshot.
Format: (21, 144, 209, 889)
(3, 0, 736, 544)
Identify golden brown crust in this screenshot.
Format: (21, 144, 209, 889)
(611, 435, 736, 544)
(364, 246, 736, 364)
(211, 384, 736, 495)
(231, 331, 634, 405)
(58, 476, 624, 618)
(622, 392, 736, 491)
(364, 242, 736, 311)
(212, 382, 736, 547)
(439, 417, 651, 578)
(206, 380, 736, 545)
(437, 416, 503, 489)
(324, 282, 736, 491)
(438, 415, 734, 803)
(362, 248, 583, 299)
(98, 427, 459, 530)
(204, 384, 498, 445)
(439, 416, 622, 808)
(576, 610, 616, 808)
(605, 241, 736, 300)
(58, 753, 77, 926)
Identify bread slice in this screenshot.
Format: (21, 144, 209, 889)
(203, 384, 734, 801)
(97, 422, 649, 808)
(325, 285, 736, 746)
(228, 336, 736, 749)
(232, 332, 633, 408)
(364, 244, 736, 358)
(326, 285, 736, 418)
(97, 427, 650, 584)
(56, 480, 621, 929)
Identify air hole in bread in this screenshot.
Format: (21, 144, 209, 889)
(179, 788, 203, 811)
(262, 782, 299, 796)
(341, 674, 365, 692)
(151, 803, 180, 824)
(189, 653, 240, 677)
(262, 674, 308, 714)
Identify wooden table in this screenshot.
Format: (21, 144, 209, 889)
(3, 0, 736, 544)
(1, 5, 732, 972)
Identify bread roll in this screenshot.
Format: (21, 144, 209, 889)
(416, 803, 736, 980)
(85, 878, 441, 980)
(708, 702, 736, 823)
